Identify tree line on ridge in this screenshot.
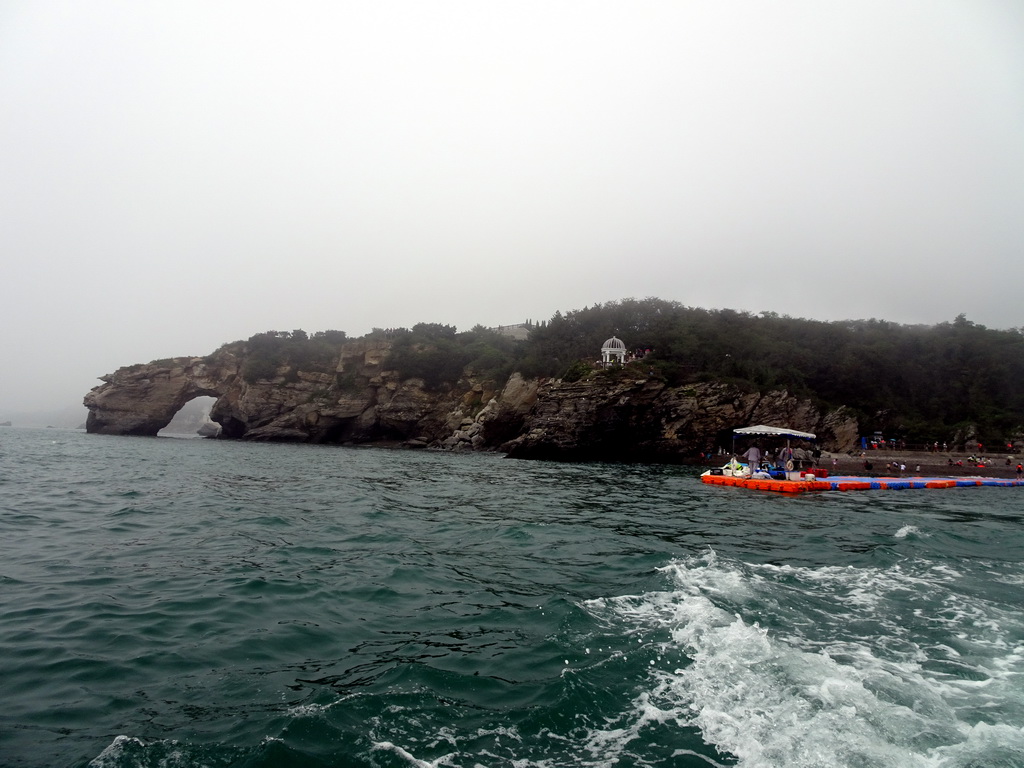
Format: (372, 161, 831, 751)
(215, 298, 1024, 447)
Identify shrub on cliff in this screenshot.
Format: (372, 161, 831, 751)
(386, 324, 521, 390)
(389, 342, 470, 390)
(240, 329, 348, 383)
(560, 360, 593, 383)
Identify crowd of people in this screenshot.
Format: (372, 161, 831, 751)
(739, 443, 820, 473)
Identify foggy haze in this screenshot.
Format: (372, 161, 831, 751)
(2, 1, 1023, 417)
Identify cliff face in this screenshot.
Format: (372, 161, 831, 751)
(498, 376, 857, 461)
(84, 341, 858, 459)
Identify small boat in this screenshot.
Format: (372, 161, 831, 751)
(702, 424, 1023, 493)
(702, 424, 820, 481)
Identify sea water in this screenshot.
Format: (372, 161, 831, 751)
(1, 427, 1022, 768)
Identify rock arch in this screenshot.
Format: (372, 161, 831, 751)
(157, 395, 220, 437)
(84, 357, 231, 436)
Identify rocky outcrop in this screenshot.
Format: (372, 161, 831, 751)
(85, 342, 858, 459)
(84, 340, 490, 446)
(84, 355, 239, 436)
(500, 376, 854, 462)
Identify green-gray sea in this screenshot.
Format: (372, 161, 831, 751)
(1, 427, 1022, 767)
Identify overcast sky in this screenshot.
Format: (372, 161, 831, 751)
(2, 1, 1023, 416)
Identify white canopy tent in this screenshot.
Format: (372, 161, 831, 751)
(731, 425, 817, 473)
(733, 425, 816, 440)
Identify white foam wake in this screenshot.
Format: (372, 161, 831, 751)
(894, 525, 920, 538)
(583, 550, 1024, 768)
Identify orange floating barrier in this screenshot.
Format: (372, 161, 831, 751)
(700, 475, 830, 493)
(837, 482, 872, 491)
(701, 471, 1019, 494)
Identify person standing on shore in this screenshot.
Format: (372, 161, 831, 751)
(1017, 463, 1023, 480)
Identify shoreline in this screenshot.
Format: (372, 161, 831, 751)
(824, 451, 1023, 479)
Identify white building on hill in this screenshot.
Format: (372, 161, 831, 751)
(601, 336, 626, 366)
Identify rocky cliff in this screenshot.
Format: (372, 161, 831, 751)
(84, 340, 858, 459)
(499, 376, 858, 462)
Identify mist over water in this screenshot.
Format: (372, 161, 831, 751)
(1, 428, 1022, 767)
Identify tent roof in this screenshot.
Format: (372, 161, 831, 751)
(733, 424, 816, 439)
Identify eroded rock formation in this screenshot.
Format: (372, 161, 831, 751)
(84, 356, 237, 436)
(500, 377, 856, 462)
(84, 340, 858, 460)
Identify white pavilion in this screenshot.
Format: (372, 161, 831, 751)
(601, 336, 626, 366)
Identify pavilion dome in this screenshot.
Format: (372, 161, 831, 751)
(602, 336, 625, 350)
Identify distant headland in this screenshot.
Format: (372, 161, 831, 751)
(83, 299, 1024, 462)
